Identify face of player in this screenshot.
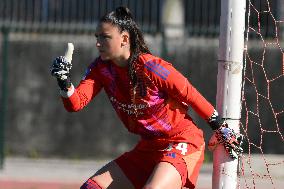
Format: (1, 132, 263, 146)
(95, 22, 130, 67)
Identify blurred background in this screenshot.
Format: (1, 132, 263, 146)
(0, 0, 283, 188)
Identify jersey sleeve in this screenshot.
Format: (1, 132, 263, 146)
(140, 55, 215, 120)
(61, 59, 103, 112)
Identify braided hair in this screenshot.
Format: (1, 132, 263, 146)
(100, 6, 151, 87)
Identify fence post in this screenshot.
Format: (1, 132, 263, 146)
(160, 0, 184, 59)
(0, 27, 9, 169)
(279, 0, 284, 39)
(162, 0, 184, 38)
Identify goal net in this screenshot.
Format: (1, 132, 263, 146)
(240, 0, 284, 188)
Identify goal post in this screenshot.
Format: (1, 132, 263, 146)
(212, 0, 246, 188)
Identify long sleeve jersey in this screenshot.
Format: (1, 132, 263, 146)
(61, 54, 215, 147)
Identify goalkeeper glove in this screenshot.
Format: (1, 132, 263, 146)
(50, 56, 72, 91)
(208, 110, 243, 159)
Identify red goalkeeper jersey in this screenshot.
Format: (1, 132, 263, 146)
(61, 54, 214, 147)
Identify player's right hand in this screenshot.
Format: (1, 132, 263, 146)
(50, 56, 72, 91)
(50, 56, 72, 80)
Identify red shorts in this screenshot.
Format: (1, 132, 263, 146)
(115, 139, 205, 189)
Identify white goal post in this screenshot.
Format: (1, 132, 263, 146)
(212, 0, 246, 189)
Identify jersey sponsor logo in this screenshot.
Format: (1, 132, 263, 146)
(145, 60, 170, 80)
(109, 96, 149, 115)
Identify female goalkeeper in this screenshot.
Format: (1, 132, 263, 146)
(50, 6, 242, 189)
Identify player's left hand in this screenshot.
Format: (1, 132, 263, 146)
(209, 122, 243, 159)
(216, 122, 243, 159)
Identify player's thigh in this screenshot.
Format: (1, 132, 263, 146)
(91, 161, 135, 189)
(143, 161, 182, 189)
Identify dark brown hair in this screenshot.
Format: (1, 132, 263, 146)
(100, 6, 151, 87)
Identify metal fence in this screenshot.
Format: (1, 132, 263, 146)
(184, 0, 221, 37)
(0, 0, 281, 37)
(0, 0, 163, 34)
